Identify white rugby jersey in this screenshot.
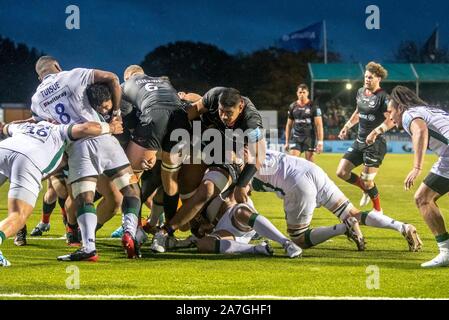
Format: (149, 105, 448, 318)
(402, 106, 449, 157)
(0, 122, 72, 174)
(252, 149, 312, 197)
(31, 68, 101, 124)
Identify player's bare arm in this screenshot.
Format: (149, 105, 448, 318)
(365, 113, 396, 145)
(338, 108, 359, 140)
(314, 115, 324, 153)
(404, 118, 428, 190)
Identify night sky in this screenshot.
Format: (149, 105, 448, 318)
(1, 0, 448, 79)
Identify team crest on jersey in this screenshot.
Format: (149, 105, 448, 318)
(369, 96, 378, 108)
(305, 108, 311, 114)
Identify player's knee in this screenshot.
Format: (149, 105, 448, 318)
(414, 191, 431, 208)
(234, 207, 252, 225)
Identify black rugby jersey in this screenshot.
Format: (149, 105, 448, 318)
(287, 100, 321, 138)
(122, 74, 182, 112)
(355, 87, 388, 140)
(201, 87, 263, 134)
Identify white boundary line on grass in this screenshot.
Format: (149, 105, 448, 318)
(0, 293, 446, 300)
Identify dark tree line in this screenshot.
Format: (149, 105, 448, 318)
(0, 35, 42, 103)
(141, 41, 340, 112)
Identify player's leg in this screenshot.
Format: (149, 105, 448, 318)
(288, 173, 365, 251)
(51, 173, 69, 227)
(104, 165, 141, 258)
(126, 140, 158, 176)
(95, 174, 123, 232)
(0, 154, 42, 266)
(30, 177, 57, 236)
(57, 177, 99, 261)
(359, 138, 387, 210)
(151, 167, 231, 253)
(336, 141, 365, 193)
(304, 136, 316, 162)
(63, 184, 81, 247)
(289, 138, 302, 158)
(415, 173, 449, 267)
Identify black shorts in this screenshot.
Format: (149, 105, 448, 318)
(115, 110, 140, 150)
(132, 107, 191, 153)
(290, 136, 316, 153)
(343, 136, 387, 168)
(423, 172, 449, 195)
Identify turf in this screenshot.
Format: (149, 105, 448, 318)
(0, 153, 448, 299)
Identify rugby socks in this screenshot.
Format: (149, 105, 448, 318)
(42, 199, 56, 224)
(0, 231, 5, 245)
(122, 196, 141, 238)
(148, 201, 164, 227)
(249, 213, 288, 246)
(360, 211, 403, 232)
(77, 204, 97, 253)
(58, 197, 68, 226)
(163, 192, 179, 222)
(366, 185, 382, 211)
(436, 233, 449, 251)
(346, 172, 365, 191)
(304, 224, 347, 247)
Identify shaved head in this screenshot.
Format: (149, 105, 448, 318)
(35, 56, 61, 80)
(124, 65, 144, 81)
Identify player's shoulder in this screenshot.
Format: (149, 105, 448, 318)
(288, 101, 297, 109)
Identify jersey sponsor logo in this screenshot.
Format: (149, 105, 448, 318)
(359, 113, 376, 121)
(305, 108, 311, 114)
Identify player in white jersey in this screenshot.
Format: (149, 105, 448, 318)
(251, 149, 422, 253)
(190, 192, 303, 258)
(388, 85, 449, 268)
(31, 56, 142, 261)
(0, 120, 123, 266)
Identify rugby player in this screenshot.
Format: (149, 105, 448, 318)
(388, 85, 449, 267)
(151, 87, 266, 253)
(31, 56, 142, 261)
(0, 119, 122, 266)
(284, 84, 324, 162)
(252, 149, 422, 252)
(337, 62, 395, 211)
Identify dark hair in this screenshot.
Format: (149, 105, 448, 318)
(219, 88, 241, 108)
(390, 86, 427, 110)
(297, 84, 309, 91)
(86, 83, 112, 108)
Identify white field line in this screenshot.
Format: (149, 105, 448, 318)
(0, 293, 446, 300)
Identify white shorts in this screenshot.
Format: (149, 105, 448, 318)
(431, 156, 449, 180)
(66, 135, 130, 183)
(213, 204, 257, 244)
(0, 148, 42, 206)
(284, 165, 345, 226)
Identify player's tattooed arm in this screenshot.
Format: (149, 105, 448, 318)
(93, 70, 122, 115)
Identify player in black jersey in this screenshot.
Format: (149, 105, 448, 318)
(284, 84, 324, 162)
(151, 87, 267, 253)
(120, 66, 192, 227)
(336, 62, 396, 212)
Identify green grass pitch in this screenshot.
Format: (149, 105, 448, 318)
(0, 153, 448, 299)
